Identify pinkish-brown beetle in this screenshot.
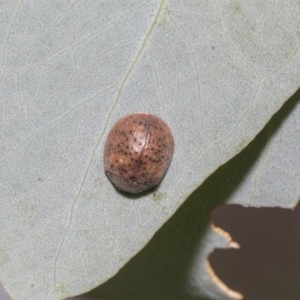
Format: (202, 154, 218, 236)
(104, 113, 174, 194)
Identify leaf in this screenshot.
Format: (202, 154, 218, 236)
(1, 1, 300, 299)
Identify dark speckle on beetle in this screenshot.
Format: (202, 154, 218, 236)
(103, 113, 174, 194)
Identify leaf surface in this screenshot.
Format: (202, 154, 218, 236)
(1, 1, 300, 299)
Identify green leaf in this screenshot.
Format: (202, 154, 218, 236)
(1, 1, 300, 299)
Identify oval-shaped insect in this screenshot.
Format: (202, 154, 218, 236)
(104, 113, 174, 194)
